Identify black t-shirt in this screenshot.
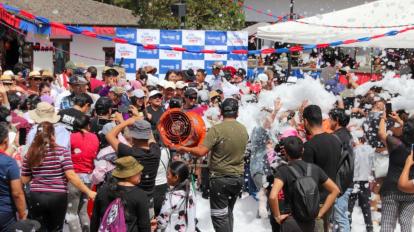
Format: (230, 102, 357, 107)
(303, 133, 341, 200)
(90, 185, 150, 232)
(58, 108, 85, 131)
(145, 106, 165, 143)
(381, 136, 414, 195)
(90, 117, 112, 134)
(275, 160, 328, 210)
(145, 106, 165, 131)
(117, 143, 161, 195)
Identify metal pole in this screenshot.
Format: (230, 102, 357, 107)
(286, 0, 294, 82)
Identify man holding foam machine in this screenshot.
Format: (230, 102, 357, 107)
(172, 98, 249, 232)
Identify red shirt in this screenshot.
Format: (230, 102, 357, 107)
(90, 78, 104, 93)
(70, 132, 99, 174)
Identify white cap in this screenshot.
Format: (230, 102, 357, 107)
(164, 81, 176, 90)
(149, 90, 163, 98)
(132, 89, 145, 98)
(157, 79, 168, 88)
(175, 81, 187, 89)
(3, 70, 14, 76)
(257, 73, 268, 82)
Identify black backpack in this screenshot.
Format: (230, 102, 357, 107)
(332, 134, 354, 194)
(288, 163, 320, 222)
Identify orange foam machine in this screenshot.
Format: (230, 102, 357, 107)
(157, 109, 206, 147)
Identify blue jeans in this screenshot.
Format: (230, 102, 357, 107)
(332, 188, 351, 232)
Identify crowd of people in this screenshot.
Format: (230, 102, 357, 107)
(0, 57, 413, 232)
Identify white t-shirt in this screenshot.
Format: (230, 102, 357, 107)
(155, 147, 170, 186)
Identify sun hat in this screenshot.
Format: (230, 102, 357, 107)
(132, 89, 145, 98)
(112, 156, 144, 179)
(128, 120, 152, 140)
(29, 102, 60, 124)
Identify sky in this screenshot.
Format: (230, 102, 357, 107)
(244, 0, 376, 22)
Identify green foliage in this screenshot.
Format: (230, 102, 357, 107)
(94, 0, 245, 30)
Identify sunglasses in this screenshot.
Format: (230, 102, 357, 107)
(187, 96, 197, 100)
(150, 95, 162, 99)
(34, 77, 42, 81)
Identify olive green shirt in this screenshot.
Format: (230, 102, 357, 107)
(203, 120, 249, 177)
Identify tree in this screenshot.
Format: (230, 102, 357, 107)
(94, 0, 245, 30)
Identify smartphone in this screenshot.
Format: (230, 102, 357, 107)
(412, 144, 414, 161)
(386, 102, 392, 116)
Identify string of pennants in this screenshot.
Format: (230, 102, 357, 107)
(1, 2, 414, 56)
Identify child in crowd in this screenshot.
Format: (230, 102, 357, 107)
(157, 161, 196, 232)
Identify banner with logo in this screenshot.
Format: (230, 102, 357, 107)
(115, 29, 248, 80)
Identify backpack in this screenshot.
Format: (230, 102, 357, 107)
(99, 198, 127, 232)
(288, 163, 320, 222)
(332, 134, 354, 194)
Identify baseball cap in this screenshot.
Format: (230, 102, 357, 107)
(183, 69, 196, 82)
(149, 90, 163, 98)
(95, 97, 113, 114)
(128, 120, 152, 140)
(109, 86, 126, 95)
(221, 98, 239, 116)
(164, 81, 176, 90)
(132, 89, 145, 98)
(175, 81, 187, 89)
(184, 88, 198, 98)
(68, 75, 88, 85)
(257, 73, 268, 82)
(235, 68, 246, 77)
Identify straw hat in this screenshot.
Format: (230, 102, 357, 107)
(29, 71, 41, 78)
(28, 102, 60, 124)
(41, 70, 54, 78)
(112, 156, 144, 179)
(0, 73, 14, 83)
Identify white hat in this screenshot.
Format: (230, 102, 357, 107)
(29, 102, 60, 124)
(132, 89, 145, 98)
(146, 74, 159, 87)
(149, 90, 163, 98)
(175, 81, 187, 89)
(157, 79, 168, 88)
(257, 73, 268, 82)
(164, 81, 176, 90)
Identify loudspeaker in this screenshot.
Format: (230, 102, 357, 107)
(171, 3, 186, 17)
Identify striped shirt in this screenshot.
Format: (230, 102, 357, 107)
(22, 146, 74, 193)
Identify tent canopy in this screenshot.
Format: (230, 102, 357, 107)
(257, 0, 414, 48)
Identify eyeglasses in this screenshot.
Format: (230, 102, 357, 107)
(151, 95, 162, 99)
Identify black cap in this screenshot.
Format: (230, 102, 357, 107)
(183, 69, 195, 82)
(236, 68, 246, 77)
(221, 98, 238, 116)
(184, 88, 198, 98)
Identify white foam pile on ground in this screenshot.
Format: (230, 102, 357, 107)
(238, 76, 337, 134)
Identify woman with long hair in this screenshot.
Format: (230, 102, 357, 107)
(66, 115, 99, 232)
(156, 161, 196, 232)
(378, 116, 414, 232)
(21, 122, 96, 231)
